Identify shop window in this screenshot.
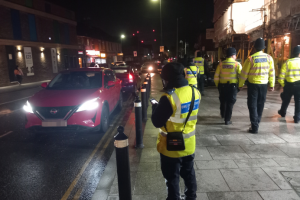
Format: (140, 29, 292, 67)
(25, 0, 32, 8)
(28, 14, 37, 41)
(45, 3, 51, 14)
(10, 9, 22, 40)
(53, 21, 60, 43)
(64, 24, 70, 44)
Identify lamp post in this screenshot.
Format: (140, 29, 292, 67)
(121, 34, 125, 53)
(152, 0, 163, 45)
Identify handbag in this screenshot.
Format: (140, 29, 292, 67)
(165, 86, 195, 151)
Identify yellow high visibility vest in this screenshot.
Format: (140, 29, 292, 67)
(239, 51, 275, 87)
(214, 58, 242, 87)
(157, 86, 201, 158)
(185, 66, 198, 86)
(278, 58, 300, 87)
(194, 57, 204, 75)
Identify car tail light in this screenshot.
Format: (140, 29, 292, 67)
(129, 74, 133, 82)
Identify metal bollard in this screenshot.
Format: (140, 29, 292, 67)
(145, 77, 150, 99)
(148, 73, 152, 92)
(141, 85, 148, 121)
(114, 126, 132, 200)
(143, 81, 149, 107)
(134, 96, 144, 148)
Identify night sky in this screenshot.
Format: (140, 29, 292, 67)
(48, 0, 214, 49)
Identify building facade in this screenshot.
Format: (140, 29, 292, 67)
(0, 0, 79, 87)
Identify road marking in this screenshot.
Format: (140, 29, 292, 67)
(0, 96, 31, 106)
(0, 131, 13, 139)
(71, 187, 83, 200)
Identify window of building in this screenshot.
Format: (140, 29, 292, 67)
(11, 9, 22, 40)
(28, 14, 37, 41)
(64, 24, 70, 44)
(45, 3, 51, 14)
(53, 21, 60, 43)
(102, 41, 105, 50)
(25, 0, 33, 8)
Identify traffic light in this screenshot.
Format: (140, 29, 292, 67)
(141, 40, 144, 43)
(133, 33, 135, 36)
(153, 29, 155, 32)
(154, 39, 156, 42)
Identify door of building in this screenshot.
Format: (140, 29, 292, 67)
(78, 57, 82, 68)
(5, 45, 17, 82)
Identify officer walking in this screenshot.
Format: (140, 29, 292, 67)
(185, 59, 198, 88)
(278, 45, 300, 123)
(239, 38, 275, 134)
(194, 52, 205, 95)
(151, 63, 200, 200)
(214, 47, 242, 125)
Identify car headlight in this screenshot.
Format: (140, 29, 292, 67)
(76, 98, 99, 112)
(148, 66, 153, 70)
(23, 101, 33, 113)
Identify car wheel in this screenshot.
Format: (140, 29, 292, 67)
(117, 92, 123, 110)
(100, 105, 109, 133)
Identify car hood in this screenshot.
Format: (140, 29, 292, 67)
(29, 89, 99, 107)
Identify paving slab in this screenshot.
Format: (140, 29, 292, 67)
(274, 143, 300, 158)
(245, 134, 286, 144)
(220, 168, 280, 191)
(194, 147, 213, 161)
(195, 160, 238, 170)
(140, 148, 160, 163)
(276, 133, 300, 143)
(134, 171, 167, 195)
(196, 193, 209, 200)
(258, 190, 300, 200)
(196, 135, 221, 146)
(216, 134, 255, 145)
(207, 146, 250, 160)
(195, 170, 230, 192)
(273, 158, 300, 167)
(240, 144, 288, 158)
(207, 192, 263, 200)
(233, 158, 280, 168)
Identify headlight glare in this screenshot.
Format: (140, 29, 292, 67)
(76, 98, 99, 112)
(148, 66, 153, 70)
(23, 101, 33, 113)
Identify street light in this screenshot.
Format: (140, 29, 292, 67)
(151, 0, 163, 45)
(121, 34, 125, 53)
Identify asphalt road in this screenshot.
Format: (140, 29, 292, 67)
(0, 84, 135, 200)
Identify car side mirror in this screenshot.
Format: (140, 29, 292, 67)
(41, 82, 48, 88)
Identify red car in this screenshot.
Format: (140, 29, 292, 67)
(23, 68, 122, 133)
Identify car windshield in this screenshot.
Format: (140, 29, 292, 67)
(48, 71, 102, 90)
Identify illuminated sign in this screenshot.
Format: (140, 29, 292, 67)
(86, 50, 100, 56)
(101, 53, 106, 58)
(117, 53, 124, 56)
(78, 51, 83, 54)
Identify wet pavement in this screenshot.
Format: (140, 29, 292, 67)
(0, 81, 136, 200)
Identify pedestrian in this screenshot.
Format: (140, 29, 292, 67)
(194, 52, 205, 96)
(184, 58, 198, 88)
(214, 47, 242, 125)
(151, 62, 200, 200)
(239, 38, 275, 134)
(278, 45, 300, 123)
(14, 66, 23, 85)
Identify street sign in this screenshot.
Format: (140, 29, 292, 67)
(133, 51, 137, 57)
(160, 46, 164, 52)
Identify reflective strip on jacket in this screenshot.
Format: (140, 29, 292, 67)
(278, 58, 300, 87)
(157, 86, 201, 158)
(239, 51, 275, 87)
(194, 57, 204, 74)
(214, 58, 242, 87)
(185, 66, 198, 86)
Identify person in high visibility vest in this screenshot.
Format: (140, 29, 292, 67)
(239, 38, 275, 134)
(214, 47, 242, 125)
(194, 52, 205, 95)
(278, 45, 300, 123)
(185, 58, 198, 88)
(151, 62, 200, 200)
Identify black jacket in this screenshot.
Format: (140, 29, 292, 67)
(151, 78, 189, 128)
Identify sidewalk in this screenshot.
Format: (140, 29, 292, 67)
(0, 80, 50, 94)
(92, 74, 300, 200)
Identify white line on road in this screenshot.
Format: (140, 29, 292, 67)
(0, 96, 31, 106)
(0, 131, 13, 139)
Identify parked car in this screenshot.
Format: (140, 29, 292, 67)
(111, 64, 141, 94)
(141, 62, 157, 73)
(23, 68, 122, 133)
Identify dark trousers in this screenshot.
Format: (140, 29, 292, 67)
(16, 75, 22, 84)
(197, 74, 205, 94)
(247, 83, 268, 132)
(160, 154, 197, 200)
(280, 81, 300, 120)
(219, 83, 238, 122)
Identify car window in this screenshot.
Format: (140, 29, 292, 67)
(104, 70, 111, 86)
(48, 71, 102, 90)
(110, 71, 116, 81)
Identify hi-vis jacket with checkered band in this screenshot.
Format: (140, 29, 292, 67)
(214, 58, 242, 87)
(157, 86, 201, 158)
(194, 57, 204, 75)
(185, 66, 198, 86)
(239, 51, 275, 88)
(278, 58, 300, 87)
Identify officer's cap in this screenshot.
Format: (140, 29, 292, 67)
(161, 63, 185, 81)
(226, 47, 237, 57)
(254, 38, 265, 51)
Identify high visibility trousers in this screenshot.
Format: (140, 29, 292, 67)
(247, 83, 268, 132)
(279, 81, 300, 121)
(219, 83, 238, 122)
(160, 154, 197, 200)
(197, 74, 205, 94)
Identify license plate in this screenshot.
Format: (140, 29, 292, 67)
(42, 120, 67, 127)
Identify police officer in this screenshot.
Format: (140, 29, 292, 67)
(194, 52, 205, 95)
(151, 62, 200, 200)
(185, 59, 198, 88)
(278, 45, 300, 123)
(239, 38, 275, 134)
(214, 47, 242, 125)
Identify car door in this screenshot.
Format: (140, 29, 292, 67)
(103, 70, 116, 113)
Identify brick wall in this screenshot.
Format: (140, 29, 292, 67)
(0, 6, 13, 40)
(0, 46, 11, 86)
(20, 12, 30, 41)
(35, 16, 54, 43)
(69, 25, 77, 45)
